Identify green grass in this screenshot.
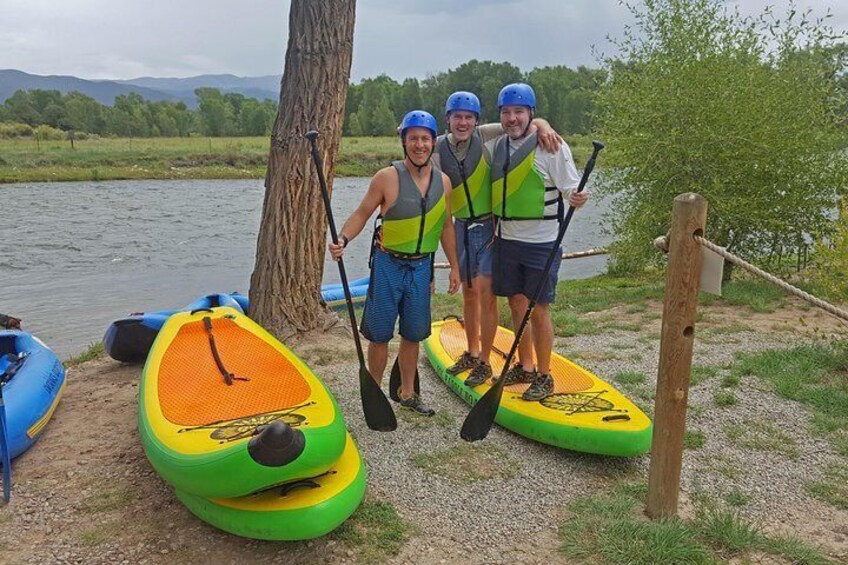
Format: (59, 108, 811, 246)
(684, 430, 707, 449)
(79, 486, 136, 513)
(558, 483, 837, 565)
(724, 490, 750, 507)
(724, 420, 800, 459)
(332, 500, 410, 562)
(0, 135, 399, 182)
(713, 390, 738, 407)
(689, 365, 718, 386)
(804, 463, 848, 511)
(64, 342, 104, 368)
(0, 135, 598, 182)
(411, 444, 519, 483)
(614, 371, 647, 385)
(719, 279, 786, 313)
(731, 342, 848, 455)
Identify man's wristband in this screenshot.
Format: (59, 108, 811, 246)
(340, 234, 350, 248)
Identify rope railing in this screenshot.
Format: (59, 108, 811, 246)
(655, 234, 848, 323)
(433, 246, 609, 269)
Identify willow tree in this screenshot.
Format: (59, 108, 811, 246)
(250, 0, 355, 338)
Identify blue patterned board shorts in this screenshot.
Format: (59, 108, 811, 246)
(493, 237, 562, 304)
(455, 217, 495, 281)
(360, 247, 433, 343)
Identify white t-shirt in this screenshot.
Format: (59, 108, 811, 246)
(485, 135, 581, 243)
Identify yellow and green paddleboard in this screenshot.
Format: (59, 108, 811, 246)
(424, 318, 652, 456)
(176, 433, 366, 540)
(139, 307, 347, 498)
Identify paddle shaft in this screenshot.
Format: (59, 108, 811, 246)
(460, 140, 604, 442)
(306, 133, 367, 362)
(306, 131, 397, 432)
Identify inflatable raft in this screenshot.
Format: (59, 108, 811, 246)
(139, 307, 347, 498)
(320, 276, 369, 311)
(176, 433, 365, 540)
(104, 293, 247, 363)
(105, 278, 369, 363)
(424, 318, 652, 456)
(0, 330, 65, 460)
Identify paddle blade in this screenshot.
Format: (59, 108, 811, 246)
(460, 379, 505, 442)
(359, 364, 397, 432)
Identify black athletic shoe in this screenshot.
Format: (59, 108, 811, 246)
(464, 362, 493, 388)
(492, 364, 535, 386)
(447, 351, 479, 375)
(399, 393, 436, 416)
(522, 373, 554, 401)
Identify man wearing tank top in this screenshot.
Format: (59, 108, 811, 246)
(329, 110, 461, 416)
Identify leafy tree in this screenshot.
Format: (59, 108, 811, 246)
(109, 93, 149, 136)
(529, 65, 605, 134)
(195, 87, 234, 136)
(4, 91, 41, 125)
(64, 92, 106, 134)
(595, 0, 848, 276)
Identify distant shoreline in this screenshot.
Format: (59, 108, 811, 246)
(0, 135, 594, 184)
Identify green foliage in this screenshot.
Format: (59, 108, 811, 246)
(807, 205, 848, 300)
(596, 0, 848, 276)
(804, 463, 848, 511)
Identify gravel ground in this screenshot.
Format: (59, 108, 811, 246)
(0, 297, 846, 564)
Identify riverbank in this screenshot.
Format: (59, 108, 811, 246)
(0, 134, 595, 183)
(2, 277, 846, 564)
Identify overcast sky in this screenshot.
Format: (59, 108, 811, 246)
(1, 0, 845, 82)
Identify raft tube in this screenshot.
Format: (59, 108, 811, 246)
(0, 331, 65, 460)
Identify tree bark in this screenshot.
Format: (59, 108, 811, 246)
(249, 0, 356, 339)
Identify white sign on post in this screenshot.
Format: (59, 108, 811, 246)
(699, 244, 724, 296)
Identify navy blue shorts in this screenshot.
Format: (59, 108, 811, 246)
(492, 237, 561, 304)
(455, 217, 495, 281)
(360, 247, 433, 343)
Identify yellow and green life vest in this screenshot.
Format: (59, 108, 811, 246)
(380, 161, 447, 255)
(491, 132, 563, 221)
(437, 132, 492, 220)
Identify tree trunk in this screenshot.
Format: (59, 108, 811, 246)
(249, 0, 356, 339)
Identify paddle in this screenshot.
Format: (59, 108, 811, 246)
(306, 130, 397, 432)
(460, 140, 605, 442)
(388, 358, 420, 402)
(0, 382, 11, 502)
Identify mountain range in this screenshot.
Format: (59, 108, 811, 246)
(0, 69, 280, 108)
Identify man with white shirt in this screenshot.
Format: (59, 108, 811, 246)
(486, 83, 588, 401)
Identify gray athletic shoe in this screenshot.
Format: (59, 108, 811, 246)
(447, 351, 480, 375)
(522, 373, 554, 401)
(492, 364, 535, 386)
(464, 362, 493, 388)
(399, 393, 436, 416)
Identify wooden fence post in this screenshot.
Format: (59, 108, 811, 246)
(646, 193, 708, 519)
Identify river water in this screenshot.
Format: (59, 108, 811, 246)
(0, 178, 611, 359)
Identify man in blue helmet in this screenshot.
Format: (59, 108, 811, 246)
(482, 82, 588, 402)
(329, 110, 461, 416)
(431, 90, 564, 389)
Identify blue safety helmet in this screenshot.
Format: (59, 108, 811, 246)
(399, 110, 438, 141)
(497, 83, 536, 111)
(445, 91, 481, 119)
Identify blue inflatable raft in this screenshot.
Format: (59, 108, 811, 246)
(103, 279, 370, 364)
(0, 330, 65, 461)
(320, 276, 370, 310)
(103, 293, 248, 363)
